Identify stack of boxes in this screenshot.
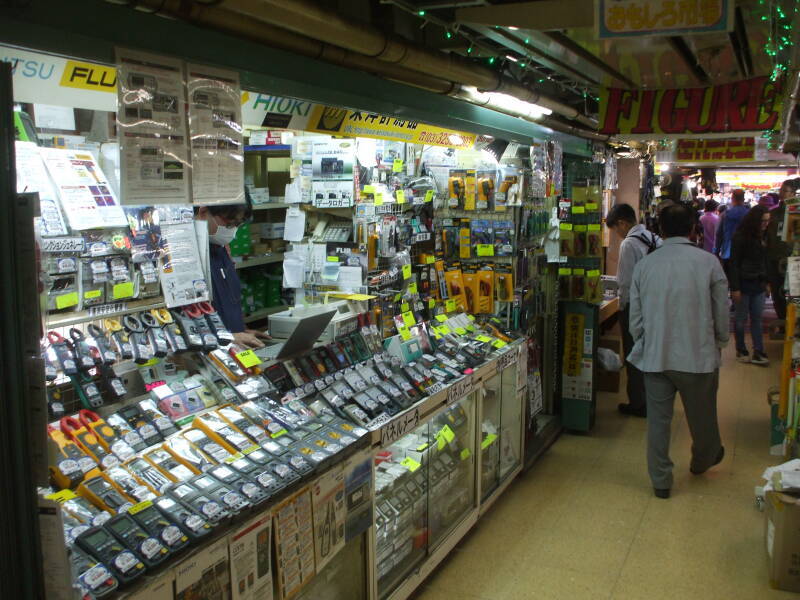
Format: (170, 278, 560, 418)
(229, 223, 253, 257)
(240, 267, 284, 315)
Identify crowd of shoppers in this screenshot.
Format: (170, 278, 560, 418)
(606, 177, 798, 500)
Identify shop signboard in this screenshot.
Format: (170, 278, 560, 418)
(241, 91, 316, 129)
(674, 137, 768, 163)
(562, 312, 584, 378)
(599, 76, 783, 136)
(1, 44, 116, 112)
(306, 105, 476, 149)
(595, 0, 733, 39)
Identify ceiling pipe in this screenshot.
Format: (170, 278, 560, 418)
(221, 0, 598, 128)
(118, 0, 606, 141)
(543, 31, 637, 89)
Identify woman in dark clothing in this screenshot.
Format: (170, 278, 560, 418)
(729, 205, 771, 365)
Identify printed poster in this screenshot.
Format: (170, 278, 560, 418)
(187, 64, 245, 204)
(40, 147, 126, 230)
(175, 536, 231, 600)
(15, 141, 68, 236)
(311, 465, 346, 572)
(156, 205, 210, 307)
(229, 512, 273, 600)
(116, 48, 190, 204)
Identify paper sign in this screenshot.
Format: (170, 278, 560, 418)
(236, 349, 262, 368)
(55, 292, 79, 310)
(112, 282, 134, 300)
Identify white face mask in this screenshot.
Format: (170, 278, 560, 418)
(209, 224, 238, 246)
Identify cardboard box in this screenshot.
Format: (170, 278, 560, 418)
(765, 491, 800, 593)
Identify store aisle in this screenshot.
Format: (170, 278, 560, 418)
(414, 339, 794, 600)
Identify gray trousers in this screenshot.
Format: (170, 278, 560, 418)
(643, 370, 722, 489)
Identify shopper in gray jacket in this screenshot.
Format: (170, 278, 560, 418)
(628, 204, 729, 499)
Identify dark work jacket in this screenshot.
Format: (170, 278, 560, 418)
(210, 243, 245, 333)
(728, 233, 768, 294)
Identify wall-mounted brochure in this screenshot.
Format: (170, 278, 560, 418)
(15, 141, 68, 236)
(229, 513, 273, 600)
(156, 205, 210, 307)
(40, 147, 127, 230)
(116, 48, 190, 204)
(187, 64, 244, 204)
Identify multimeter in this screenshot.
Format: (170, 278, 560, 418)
(127, 500, 189, 553)
(166, 481, 231, 524)
(105, 466, 157, 504)
(181, 428, 233, 463)
(104, 512, 170, 568)
(78, 473, 134, 515)
(225, 454, 283, 498)
(187, 473, 251, 514)
(70, 546, 119, 598)
(205, 464, 269, 506)
(124, 458, 173, 494)
(74, 526, 146, 585)
(143, 448, 196, 483)
(163, 437, 214, 474)
(152, 495, 213, 541)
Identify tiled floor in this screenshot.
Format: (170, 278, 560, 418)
(414, 338, 795, 599)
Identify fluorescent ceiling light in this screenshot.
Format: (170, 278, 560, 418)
(508, 26, 519, 30)
(484, 91, 552, 118)
(505, 55, 518, 62)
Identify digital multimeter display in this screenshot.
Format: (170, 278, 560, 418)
(193, 476, 216, 489)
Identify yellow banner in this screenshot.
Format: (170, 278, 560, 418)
(59, 60, 117, 93)
(306, 106, 476, 148)
(562, 313, 585, 377)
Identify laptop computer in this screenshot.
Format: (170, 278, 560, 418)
(256, 308, 337, 361)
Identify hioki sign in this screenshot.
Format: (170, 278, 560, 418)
(599, 76, 783, 136)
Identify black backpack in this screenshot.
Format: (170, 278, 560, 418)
(633, 232, 658, 254)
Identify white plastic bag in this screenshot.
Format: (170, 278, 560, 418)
(597, 347, 623, 372)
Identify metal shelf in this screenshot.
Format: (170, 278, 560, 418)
(252, 202, 289, 211)
(244, 144, 291, 152)
(233, 253, 284, 269)
(243, 304, 286, 324)
(46, 298, 167, 329)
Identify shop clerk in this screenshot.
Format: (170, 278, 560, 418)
(195, 195, 270, 349)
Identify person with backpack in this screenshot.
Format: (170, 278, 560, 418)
(714, 188, 749, 274)
(606, 203, 662, 417)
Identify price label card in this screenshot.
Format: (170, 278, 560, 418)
(401, 456, 421, 471)
(559, 223, 573, 231)
(436, 324, 451, 335)
(586, 202, 598, 211)
(402, 311, 416, 327)
(476, 244, 494, 257)
(445, 298, 457, 312)
(455, 327, 467, 335)
(393, 159, 404, 172)
(84, 289, 102, 299)
(428, 298, 436, 309)
(424, 190, 434, 203)
(558, 268, 572, 276)
(375, 192, 384, 206)
(587, 269, 601, 277)
(425, 255, 435, 264)
(235, 349, 262, 368)
(475, 334, 493, 343)
(397, 325, 411, 340)
(572, 205, 585, 214)
(435, 314, 448, 323)
(492, 339, 507, 348)
(588, 224, 602, 231)
(363, 185, 375, 194)
(402, 264, 412, 279)
(327, 256, 339, 262)
(112, 282, 134, 300)
(55, 292, 79, 309)
(401, 302, 410, 312)
(396, 190, 406, 204)
(407, 282, 418, 295)
(481, 433, 498, 449)
(460, 448, 471, 460)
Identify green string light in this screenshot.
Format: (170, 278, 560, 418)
(488, 57, 495, 64)
(418, 10, 425, 16)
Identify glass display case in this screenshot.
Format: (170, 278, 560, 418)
(374, 393, 477, 599)
(295, 535, 368, 600)
(479, 361, 523, 502)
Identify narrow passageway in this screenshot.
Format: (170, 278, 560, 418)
(415, 339, 793, 600)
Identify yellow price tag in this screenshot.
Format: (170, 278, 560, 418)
(481, 433, 498, 449)
(396, 190, 406, 204)
(492, 340, 507, 348)
(393, 159, 404, 172)
(476, 335, 493, 343)
(408, 283, 418, 295)
(375, 192, 384, 206)
(428, 298, 436, 309)
(397, 325, 411, 340)
(424, 190, 434, 203)
(55, 292, 79, 309)
(572, 205, 585, 214)
(416, 442, 429, 452)
(588, 224, 602, 231)
(476, 244, 494, 257)
(460, 448, 471, 460)
(327, 256, 339, 262)
(466, 325, 475, 332)
(425, 255, 435, 264)
(84, 289, 102, 299)
(402, 264, 412, 279)
(128, 500, 153, 515)
(586, 202, 598, 211)
(439, 424, 455, 444)
(587, 269, 601, 277)
(558, 268, 572, 276)
(559, 223, 573, 231)
(468, 314, 476, 321)
(401, 456, 421, 471)
(235, 349, 262, 368)
(112, 282, 134, 299)
(402, 311, 416, 327)
(445, 298, 457, 312)
(455, 327, 467, 335)
(436, 325, 451, 335)
(363, 185, 375, 194)
(435, 314, 448, 323)
(401, 302, 410, 312)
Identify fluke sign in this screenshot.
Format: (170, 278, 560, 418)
(599, 76, 783, 136)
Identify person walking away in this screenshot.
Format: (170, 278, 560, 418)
(605, 203, 662, 417)
(765, 179, 799, 327)
(715, 189, 749, 274)
(699, 199, 719, 253)
(628, 204, 728, 499)
(729, 206, 771, 365)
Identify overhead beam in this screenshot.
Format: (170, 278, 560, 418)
(667, 36, 711, 85)
(543, 31, 637, 88)
(456, 0, 593, 29)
